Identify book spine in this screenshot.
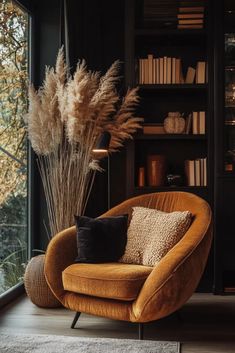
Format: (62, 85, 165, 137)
(195, 159, 201, 186)
(172, 58, 176, 84)
(192, 111, 199, 134)
(188, 160, 195, 186)
(203, 158, 207, 186)
(196, 61, 206, 84)
(163, 56, 167, 84)
(148, 54, 153, 84)
(199, 111, 206, 134)
(175, 58, 181, 84)
(166, 57, 172, 84)
(159, 57, 164, 84)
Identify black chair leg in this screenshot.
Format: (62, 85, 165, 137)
(71, 311, 81, 329)
(138, 323, 144, 340)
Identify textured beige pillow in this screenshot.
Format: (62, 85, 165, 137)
(119, 206, 192, 266)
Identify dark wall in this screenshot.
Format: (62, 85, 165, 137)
(32, 0, 126, 250)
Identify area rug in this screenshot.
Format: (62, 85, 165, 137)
(0, 333, 180, 353)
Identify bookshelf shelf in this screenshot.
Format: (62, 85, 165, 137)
(135, 28, 206, 37)
(132, 185, 209, 198)
(139, 84, 207, 91)
(135, 186, 208, 191)
(135, 134, 207, 140)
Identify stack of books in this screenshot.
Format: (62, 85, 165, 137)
(185, 158, 207, 186)
(177, 5, 205, 29)
(143, 0, 205, 30)
(143, 0, 178, 29)
(138, 55, 207, 84)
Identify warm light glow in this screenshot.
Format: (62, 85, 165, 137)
(92, 148, 108, 153)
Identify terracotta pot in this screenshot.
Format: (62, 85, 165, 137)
(24, 254, 61, 308)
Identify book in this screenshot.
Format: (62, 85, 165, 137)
(178, 19, 203, 25)
(200, 158, 204, 186)
(163, 56, 167, 84)
(153, 58, 156, 84)
(172, 57, 176, 84)
(196, 61, 206, 84)
(186, 160, 195, 186)
(156, 58, 160, 84)
(143, 124, 165, 134)
(185, 66, 196, 84)
(166, 57, 172, 84)
(179, 6, 205, 13)
(144, 58, 148, 84)
(178, 24, 203, 29)
(177, 13, 204, 19)
(199, 111, 206, 134)
(185, 113, 192, 134)
(148, 54, 153, 84)
(192, 111, 199, 134)
(139, 59, 144, 84)
(203, 158, 207, 186)
(195, 159, 201, 186)
(175, 58, 181, 84)
(159, 57, 164, 84)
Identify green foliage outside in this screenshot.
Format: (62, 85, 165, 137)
(0, 0, 29, 295)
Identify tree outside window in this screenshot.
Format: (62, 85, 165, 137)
(0, 0, 29, 295)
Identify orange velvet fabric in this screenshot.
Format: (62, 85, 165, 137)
(44, 191, 212, 323)
(62, 263, 152, 301)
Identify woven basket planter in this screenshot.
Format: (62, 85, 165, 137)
(24, 254, 61, 308)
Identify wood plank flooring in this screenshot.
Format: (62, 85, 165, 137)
(0, 293, 235, 352)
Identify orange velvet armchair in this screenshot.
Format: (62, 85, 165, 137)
(44, 191, 212, 338)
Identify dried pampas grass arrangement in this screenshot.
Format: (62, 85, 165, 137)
(25, 48, 143, 237)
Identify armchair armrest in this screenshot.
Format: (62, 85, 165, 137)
(131, 217, 212, 322)
(44, 226, 77, 303)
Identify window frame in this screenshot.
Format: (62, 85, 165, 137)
(0, 0, 34, 309)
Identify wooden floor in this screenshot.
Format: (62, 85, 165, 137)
(0, 293, 235, 352)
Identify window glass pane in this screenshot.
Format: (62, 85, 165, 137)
(0, 0, 29, 295)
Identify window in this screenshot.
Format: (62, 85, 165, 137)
(0, 0, 29, 295)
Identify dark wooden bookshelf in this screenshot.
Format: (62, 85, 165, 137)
(125, 0, 214, 293)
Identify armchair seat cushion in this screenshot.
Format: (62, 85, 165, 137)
(62, 262, 153, 301)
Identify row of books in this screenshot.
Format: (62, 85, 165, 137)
(142, 111, 206, 135)
(138, 55, 207, 85)
(191, 111, 206, 134)
(177, 6, 205, 29)
(185, 158, 207, 186)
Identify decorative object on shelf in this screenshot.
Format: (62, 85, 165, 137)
(138, 167, 145, 187)
(224, 150, 235, 172)
(166, 174, 183, 187)
(147, 154, 166, 186)
(164, 112, 185, 134)
(24, 255, 61, 308)
(24, 48, 143, 307)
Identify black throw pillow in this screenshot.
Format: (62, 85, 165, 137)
(74, 215, 128, 263)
